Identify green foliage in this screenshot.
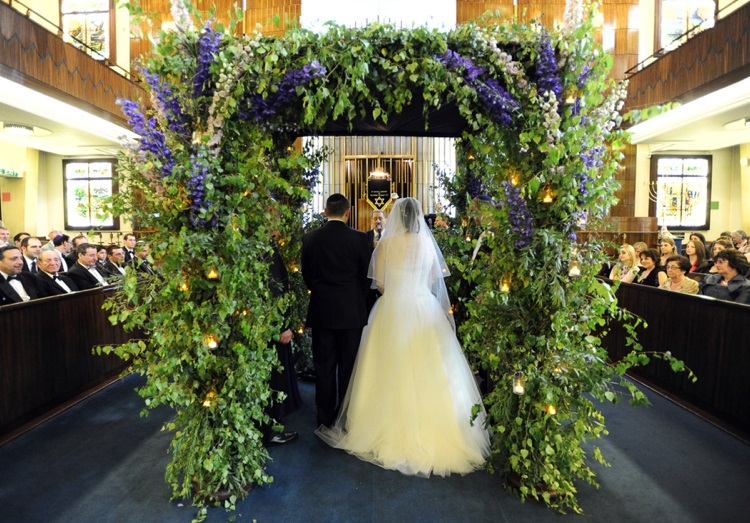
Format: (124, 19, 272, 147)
(100, 0, 692, 515)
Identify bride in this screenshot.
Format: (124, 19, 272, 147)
(315, 197, 490, 477)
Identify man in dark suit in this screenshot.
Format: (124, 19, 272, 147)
(122, 234, 137, 265)
(20, 236, 42, 274)
(34, 250, 79, 297)
(365, 209, 387, 249)
(66, 243, 110, 290)
(0, 245, 39, 304)
(365, 209, 387, 311)
(100, 245, 127, 279)
(302, 193, 371, 427)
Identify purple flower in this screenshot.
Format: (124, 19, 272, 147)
(577, 63, 592, 89)
(142, 71, 192, 140)
(499, 181, 534, 249)
(439, 50, 519, 127)
(534, 35, 562, 102)
(186, 155, 217, 227)
(118, 98, 175, 178)
(241, 60, 326, 123)
(194, 24, 223, 101)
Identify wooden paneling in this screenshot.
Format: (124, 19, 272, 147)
(0, 288, 132, 441)
(0, 2, 142, 126)
(605, 281, 750, 439)
(245, 0, 301, 36)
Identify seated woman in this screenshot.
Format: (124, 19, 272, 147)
(689, 232, 706, 246)
(632, 241, 648, 260)
(659, 255, 699, 294)
(635, 248, 667, 287)
(684, 239, 709, 273)
(609, 244, 640, 282)
(699, 249, 750, 304)
(659, 237, 678, 267)
(706, 238, 734, 273)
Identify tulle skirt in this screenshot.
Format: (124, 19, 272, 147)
(316, 289, 490, 477)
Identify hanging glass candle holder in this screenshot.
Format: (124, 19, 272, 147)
(512, 372, 525, 395)
(568, 260, 582, 277)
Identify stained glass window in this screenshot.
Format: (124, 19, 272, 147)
(61, 0, 112, 60)
(660, 0, 715, 51)
(650, 155, 711, 230)
(64, 159, 119, 230)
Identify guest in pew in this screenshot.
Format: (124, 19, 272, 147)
(706, 238, 733, 273)
(35, 250, 79, 297)
(684, 239, 709, 273)
(0, 245, 38, 304)
(732, 230, 749, 254)
(699, 249, 750, 304)
(635, 248, 667, 287)
(609, 244, 640, 282)
(13, 231, 30, 250)
(659, 255, 699, 294)
(632, 242, 648, 259)
(52, 234, 73, 272)
(689, 232, 707, 247)
(0, 226, 10, 247)
(100, 245, 127, 279)
(659, 237, 678, 267)
(20, 236, 43, 274)
(66, 244, 111, 290)
(134, 241, 161, 278)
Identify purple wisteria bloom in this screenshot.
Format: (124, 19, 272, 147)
(439, 50, 519, 127)
(118, 98, 175, 178)
(142, 71, 192, 140)
(534, 35, 563, 102)
(575, 145, 606, 200)
(194, 24, 223, 101)
(499, 181, 534, 249)
(241, 61, 327, 123)
(186, 155, 217, 227)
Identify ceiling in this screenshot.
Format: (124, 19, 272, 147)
(626, 75, 750, 153)
(0, 77, 136, 158)
(1, 74, 750, 156)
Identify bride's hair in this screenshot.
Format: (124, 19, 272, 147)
(399, 198, 422, 233)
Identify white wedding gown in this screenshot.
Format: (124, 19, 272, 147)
(316, 230, 490, 477)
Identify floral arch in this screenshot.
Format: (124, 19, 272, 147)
(104, 0, 681, 516)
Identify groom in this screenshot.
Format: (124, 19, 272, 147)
(302, 193, 371, 427)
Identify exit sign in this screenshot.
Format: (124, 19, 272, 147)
(0, 167, 22, 178)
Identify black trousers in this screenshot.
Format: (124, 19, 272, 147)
(312, 327, 363, 427)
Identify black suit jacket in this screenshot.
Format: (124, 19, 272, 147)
(66, 263, 108, 290)
(21, 257, 39, 274)
(34, 272, 79, 297)
(0, 273, 39, 304)
(100, 260, 126, 278)
(302, 220, 371, 329)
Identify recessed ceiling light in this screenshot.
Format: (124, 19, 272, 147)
(3, 123, 34, 136)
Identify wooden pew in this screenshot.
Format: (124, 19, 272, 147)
(0, 288, 132, 443)
(605, 281, 750, 440)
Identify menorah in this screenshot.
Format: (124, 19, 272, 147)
(648, 181, 673, 240)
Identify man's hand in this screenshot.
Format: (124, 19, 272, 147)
(279, 329, 293, 345)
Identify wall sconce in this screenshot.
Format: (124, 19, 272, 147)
(740, 158, 749, 168)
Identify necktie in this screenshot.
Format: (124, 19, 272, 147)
(31, 260, 38, 274)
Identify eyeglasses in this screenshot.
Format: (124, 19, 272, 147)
(666, 265, 681, 270)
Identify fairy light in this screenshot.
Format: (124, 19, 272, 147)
(206, 268, 219, 280)
(500, 279, 511, 293)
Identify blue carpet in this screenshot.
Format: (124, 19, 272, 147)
(0, 373, 748, 522)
